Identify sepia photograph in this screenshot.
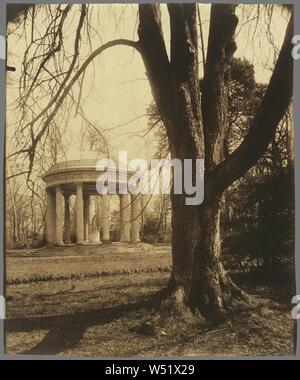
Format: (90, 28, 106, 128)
(3, 2, 296, 358)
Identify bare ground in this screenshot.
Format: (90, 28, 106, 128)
(5, 244, 295, 357)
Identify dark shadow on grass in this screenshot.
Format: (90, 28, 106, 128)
(29, 277, 168, 301)
(5, 295, 160, 355)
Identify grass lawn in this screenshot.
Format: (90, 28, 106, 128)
(5, 244, 295, 357)
(6, 243, 171, 284)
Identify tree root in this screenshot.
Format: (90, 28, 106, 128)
(135, 274, 267, 336)
(135, 287, 206, 337)
(189, 261, 264, 323)
(157, 287, 204, 325)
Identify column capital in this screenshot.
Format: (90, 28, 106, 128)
(64, 192, 71, 199)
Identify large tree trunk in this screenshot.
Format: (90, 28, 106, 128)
(168, 192, 199, 299)
(164, 5, 241, 322)
(192, 197, 247, 320)
(137, 4, 247, 325)
(168, 193, 247, 323)
(136, 4, 293, 327)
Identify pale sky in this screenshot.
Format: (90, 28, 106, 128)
(6, 4, 290, 173)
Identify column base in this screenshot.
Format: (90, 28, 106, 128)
(55, 241, 64, 246)
(89, 230, 101, 243)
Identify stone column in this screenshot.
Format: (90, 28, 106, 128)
(64, 194, 71, 244)
(76, 182, 84, 244)
(89, 196, 101, 243)
(101, 195, 110, 242)
(119, 194, 131, 242)
(84, 195, 90, 243)
(46, 189, 55, 244)
(131, 194, 141, 243)
(55, 186, 64, 245)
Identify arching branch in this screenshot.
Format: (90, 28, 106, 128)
(138, 4, 171, 125)
(17, 38, 141, 178)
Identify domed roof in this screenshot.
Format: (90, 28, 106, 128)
(42, 148, 135, 181)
